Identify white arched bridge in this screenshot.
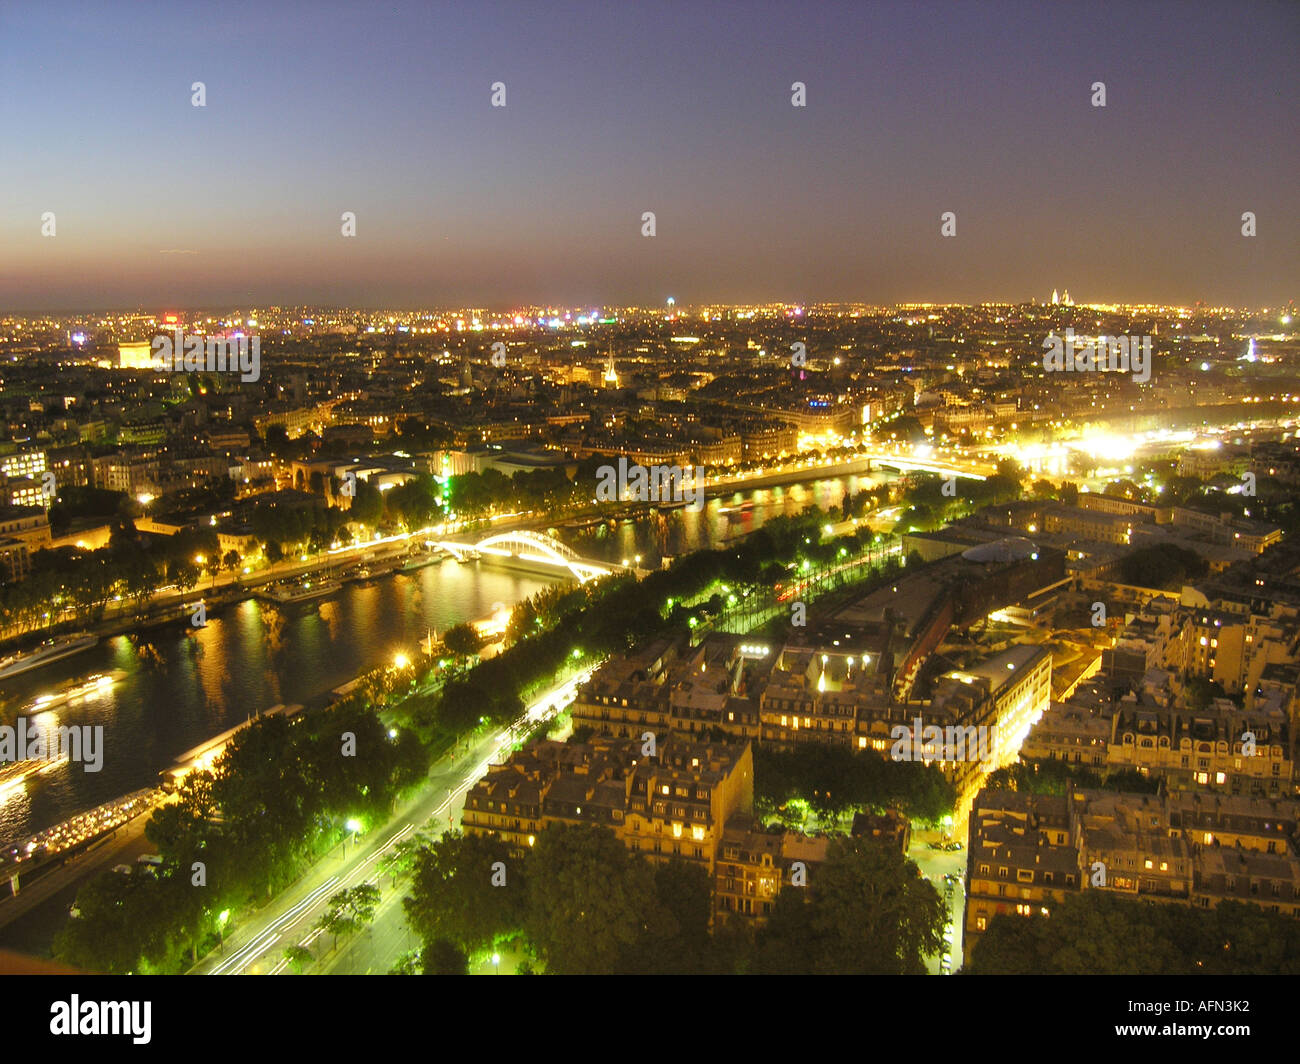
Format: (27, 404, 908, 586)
(436, 530, 615, 583)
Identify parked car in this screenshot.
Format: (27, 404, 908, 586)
(111, 864, 132, 875)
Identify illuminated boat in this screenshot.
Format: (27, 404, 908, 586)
(0, 634, 98, 681)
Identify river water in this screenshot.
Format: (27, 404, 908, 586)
(0, 471, 884, 843)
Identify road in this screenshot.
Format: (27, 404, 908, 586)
(908, 826, 968, 974)
(192, 665, 595, 976)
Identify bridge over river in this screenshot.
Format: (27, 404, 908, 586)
(435, 530, 619, 583)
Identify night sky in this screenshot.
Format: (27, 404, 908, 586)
(2, 0, 1296, 310)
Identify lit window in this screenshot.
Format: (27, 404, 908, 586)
(1215, 772, 1226, 785)
(672, 823, 683, 838)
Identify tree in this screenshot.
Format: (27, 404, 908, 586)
(404, 832, 521, 956)
(422, 938, 469, 975)
(168, 559, 200, 594)
(752, 836, 944, 974)
(283, 944, 315, 973)
(521, 823, 660, 975)
(54, 870, 175, 974)
(328, 883, 381, 929)
(442, 622, 483, 657)
(620, 859, 715, 974)
(314, 907, 358, 953)
(348, 478, 384, 527)
(965, 891, 1300, 975)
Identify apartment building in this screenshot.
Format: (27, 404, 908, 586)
(964, 786, 1300, 965)
(461, 735, 754, 874)
(714, 814, 830, 922)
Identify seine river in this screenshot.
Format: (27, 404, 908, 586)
(0, 472, 884, 844)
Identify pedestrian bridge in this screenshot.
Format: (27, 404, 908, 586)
(436, 530, 615, 583)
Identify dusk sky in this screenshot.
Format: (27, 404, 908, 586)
(2, 0, 1296, 311)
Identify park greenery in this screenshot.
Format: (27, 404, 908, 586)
(755, 744, 955, 827)
(54, 699, 428, 974)
(403, 823, 944, 975)
(983, 758, 1161, 797)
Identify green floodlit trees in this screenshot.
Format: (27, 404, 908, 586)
(54, 699, 428, 975)
(404, 831, 522, 960)
(401, 823, 945, 976)
(754, 744, 957, 826)
(750, 835, 944, 975)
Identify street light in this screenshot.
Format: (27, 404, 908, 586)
(343, 818, 362, 858)
(492, 952, 500, 975)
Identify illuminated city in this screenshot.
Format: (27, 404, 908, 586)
(0, 0, 1296, 1038)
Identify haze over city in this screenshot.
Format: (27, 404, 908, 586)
(3, 0, 1297, 310)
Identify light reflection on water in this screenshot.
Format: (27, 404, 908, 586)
(0, 560, 556, 843)
(0, 471, 886, 843)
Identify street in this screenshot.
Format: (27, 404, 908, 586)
(191, 665, 593, 976)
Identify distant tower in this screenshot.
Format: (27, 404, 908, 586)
(603, 352, 619, 389)
(1062, 290, 1074, 307)
(459, 358, 474, 389)
(1051, 289, 1060, 306)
